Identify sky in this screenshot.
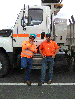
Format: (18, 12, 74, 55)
(54, 0, 75, 24)
(0, 0, 74, 29)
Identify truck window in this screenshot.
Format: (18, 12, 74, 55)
(28, 8, 43, 26)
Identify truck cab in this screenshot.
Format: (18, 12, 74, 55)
(13, 5, 51, 69)
(0, 1, 73, 77)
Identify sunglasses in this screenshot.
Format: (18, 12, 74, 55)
(46, 37, 50, 38)
(29, 38, 34, 40)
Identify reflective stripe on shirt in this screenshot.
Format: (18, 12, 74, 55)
(21, 52, 32, 56)
(23, 49, 32, 53)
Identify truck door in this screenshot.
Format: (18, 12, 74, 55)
(21, 7, 46, 47)
(13, 6, 47, 48)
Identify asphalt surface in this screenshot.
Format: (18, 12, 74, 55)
(0, 65, 75, 99)
(0, 65, 75, 83)
(0, 85, 75, 99)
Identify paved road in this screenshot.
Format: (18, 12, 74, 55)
(0, 65, 75, 83)
(0, 85, 75, 99)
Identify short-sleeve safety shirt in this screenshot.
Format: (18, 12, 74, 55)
(21, 41, 37, 58)
(39, 40, 59, 56)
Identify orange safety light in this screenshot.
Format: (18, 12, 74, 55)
(54, 4, 63, 8)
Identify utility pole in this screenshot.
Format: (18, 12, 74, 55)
(69, 19, 72, 45)
(71, 15, 74, 44)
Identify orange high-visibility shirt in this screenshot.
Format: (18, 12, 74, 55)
(21, 41, 37, 58)
(39, 40, 59, 56)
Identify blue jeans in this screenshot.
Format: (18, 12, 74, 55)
(41, 56, 54, 82)
(21, 57, 32, 81)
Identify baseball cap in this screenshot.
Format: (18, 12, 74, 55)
(46, 33, 51, 38)
(29, 35, 35, 39)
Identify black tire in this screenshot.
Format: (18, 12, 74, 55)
(0, 53, 9, 77)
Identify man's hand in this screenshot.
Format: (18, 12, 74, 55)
(52, 49, 59, 58)
(39, 49, 45, 58)
(30, 41, 33, 45)
(52, 54, 55, 58)
(27, 47, 31, 50)
(42, 54, 45, 58)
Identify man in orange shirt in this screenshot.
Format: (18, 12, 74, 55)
(38, 33, 59, 86)
(21, 35, 37, 86)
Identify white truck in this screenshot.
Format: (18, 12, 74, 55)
(0, 0, 73, 77)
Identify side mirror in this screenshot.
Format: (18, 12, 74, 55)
(21, 17, 24, 27)
(21, 16, 28, 28)
(25, 16, 28, 24)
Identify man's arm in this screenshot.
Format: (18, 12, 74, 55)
(54, 48, 59, 56)
(29, 44, 37, 53)
(39, 43, 45, 58)
(39, 49, 44, 58)
(52, 48, 59, 58)
(52, 41, 59, 58)
(34, 44, 38, 53)
(22, 41, 28, 50)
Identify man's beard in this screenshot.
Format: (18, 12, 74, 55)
(47, 39, 50, 42)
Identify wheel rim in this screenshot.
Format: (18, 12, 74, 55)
(0, 62, 2, 70)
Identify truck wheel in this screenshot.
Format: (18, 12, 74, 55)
(0, 53, 9, 77)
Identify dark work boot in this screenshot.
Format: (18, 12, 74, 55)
(38, 81, 44, 86)
(47, 80, 52, 84)
(26, 80, 31, 86)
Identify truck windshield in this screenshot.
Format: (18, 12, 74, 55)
(28, 8, 43, 26)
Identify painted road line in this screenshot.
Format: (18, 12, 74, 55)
(0, 83, 75, 85)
